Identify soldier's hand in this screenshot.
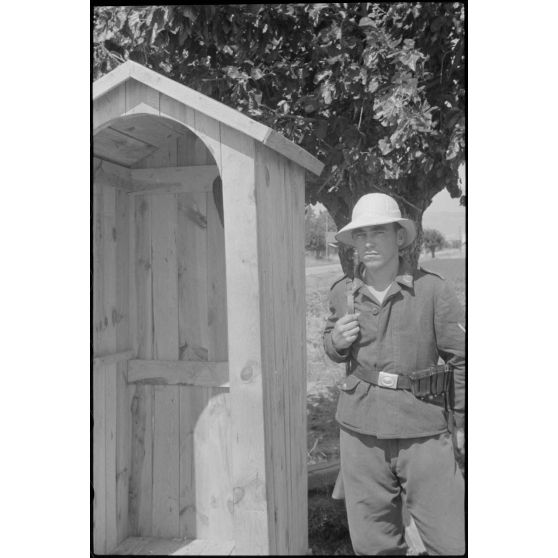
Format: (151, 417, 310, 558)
(455, 427, 465, 454)
(453, 427, 465, 472)
(332, 313, 360, 350)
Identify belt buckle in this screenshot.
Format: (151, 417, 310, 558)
(378, 371, 398, 389)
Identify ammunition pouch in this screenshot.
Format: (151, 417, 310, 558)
(408, 365, 453, 399)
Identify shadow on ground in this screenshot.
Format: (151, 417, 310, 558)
(308, 485, 354, 555)
(307, 383, 354, 554)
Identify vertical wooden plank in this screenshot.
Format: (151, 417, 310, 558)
(179, 386, 197, 539)
(94, 82, 126, 131)
(101, 185, 119, 552)
(115, 189, 130, 352)
(177, 132, 202, 166)
(115, 361, 130, 545)
(93, 177, 104, 357)
(254, 144, 285, 554)
(128, 194, 137, 357)
(286, 161, 308, 554)
(278, 157, 294, 554)
(129, 383, 154, 536)
(115, 189, 131, 546)
(129, 195, 154, 536)
(93, 177, 106, 553)
(177, 188, 208, 540)
(151, 195, 179, 360)
(177, 192, 208, 361)
(160, 93, 188, 125)
(150, 194, 180, 537)
(180, 386, 234, 541)
(191, 112, 223, 174)
(220, 124, 269, 555)
(207, 187, 228, 362)
(105, 363, 118, 552)
(134, 196, 153, 359)
(93, 365, 107, 554)
(125, 79, 160, 115)
(193, 387, 234, 541)
(152, 386, 180, 537)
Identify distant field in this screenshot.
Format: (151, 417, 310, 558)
(418, 256, 465, 305)
(305, 256, 466, 465)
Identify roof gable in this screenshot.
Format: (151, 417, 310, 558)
(93, 60, 324, 176)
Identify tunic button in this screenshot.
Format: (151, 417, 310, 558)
(372, 308, 379, 315)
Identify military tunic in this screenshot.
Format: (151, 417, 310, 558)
(323, 259, 465, 438)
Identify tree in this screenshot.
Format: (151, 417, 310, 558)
(94, 3, 465, 272)
(422, 228, 446, 258)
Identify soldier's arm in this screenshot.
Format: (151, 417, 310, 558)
(323, 280, 351, 363)
(434, 280, 466, 428)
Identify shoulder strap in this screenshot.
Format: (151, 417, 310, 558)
(345, 276, 354, 314)
(345, 277, 355, 376)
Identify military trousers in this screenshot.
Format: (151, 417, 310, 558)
(340, 427, 465, 555)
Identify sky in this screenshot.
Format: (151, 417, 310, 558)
(426, 187, 464, 213)
(425, 163, 466, 213)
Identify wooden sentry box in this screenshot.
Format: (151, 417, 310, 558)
(92, 61, 324, 555)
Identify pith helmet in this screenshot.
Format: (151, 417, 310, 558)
(335, 193, 416, 249)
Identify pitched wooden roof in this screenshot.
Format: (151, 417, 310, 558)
(93, 60, 324, 176)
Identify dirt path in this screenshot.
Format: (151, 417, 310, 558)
(306, 262, 342, 276)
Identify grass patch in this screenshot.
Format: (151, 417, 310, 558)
(308, 486, 354, 555)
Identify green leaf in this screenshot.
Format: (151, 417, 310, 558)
(378, 138, 392, 155)
(358, 17, 375, 28)
(367, 78, 379, 93)
(251, 67, 264, 80)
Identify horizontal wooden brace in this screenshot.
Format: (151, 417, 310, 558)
(93, 349, 135, 368)
(129, 165, 219, 195)
(94, 158, 133, 191)
(127, 359, 229, 388)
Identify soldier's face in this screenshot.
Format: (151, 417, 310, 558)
(352, 224, 404, 271)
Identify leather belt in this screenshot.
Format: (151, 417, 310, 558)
(353, 363, 452, 391)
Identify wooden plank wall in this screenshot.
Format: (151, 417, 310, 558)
(96, 81, 310, 553)
(255, 144, 308, 555)
(93, 169, 131, 554)
(127, 102, 232, 544)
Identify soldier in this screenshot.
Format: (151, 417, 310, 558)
(323, 193, 465, 555)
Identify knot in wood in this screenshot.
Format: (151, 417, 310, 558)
(233, 486, 245, 504)
(240, 365, 253, 382)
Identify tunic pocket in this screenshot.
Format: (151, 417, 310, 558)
(336, 375, 371, 431)
(338, 374, 362, 393)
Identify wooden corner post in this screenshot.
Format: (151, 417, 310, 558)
(220, 124, 270, 554)
(220, 125, 308, 555)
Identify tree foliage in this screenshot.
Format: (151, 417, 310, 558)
(94, 3, 465, 270)
(422, 228, 447, 258)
